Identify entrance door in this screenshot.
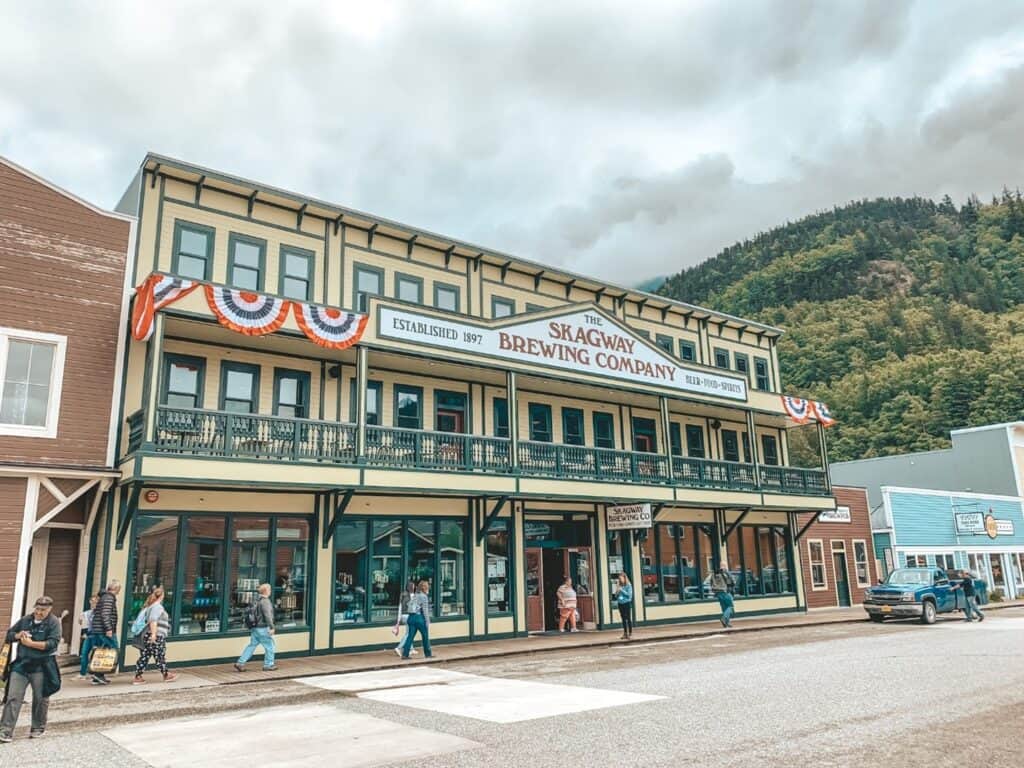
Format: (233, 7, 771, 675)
(542, 548, 564, 630)
(989, 553, 1006, 596)
(525, 548, 544, 631)
(833, 552, 851, 607)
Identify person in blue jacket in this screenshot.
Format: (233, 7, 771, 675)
(614, 572, 635, 639)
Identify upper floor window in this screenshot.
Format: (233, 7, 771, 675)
(492, 297, 515, 319)
(760, 434, 779, 466)
(354, 265, 384, 312)
(734, 353, 749, 379)
(280, 246, 313, 301)
(593, 412, 615, 449)
(754, 357, 771, 391)
(679, 340, 696, 362)
(434, 283, 460, 313)
(655, 335, 674, 354)
(713, 348, 730, 369)
(349, 380, 382, 425)
(172, 221, 214, 281)
(273, 369, 310, 419)
(669, 423, 682, 456)
(220, 362, 260, 414)
(493, 398, 509, 438)
(562, 407, 584, 446)
(395, 274, 423, 304)
(162, 354, 205, 409)
(528, 403, 552, 442)
(721, 429, 740, 462)
(525, 303, 546, 313)
(0, 328, 67, 438)
(632, 416, 657, 453)
(228, 234, 266, 291)
(394, 385, 423, 429)
(684, 424, 705, 458)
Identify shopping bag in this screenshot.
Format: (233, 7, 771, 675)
(0, 642, 10, 678)
(89, 645, 118, 674)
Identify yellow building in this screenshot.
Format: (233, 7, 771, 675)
(98, 153, 836, 666)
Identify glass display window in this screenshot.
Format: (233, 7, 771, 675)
(273, 518, 309, 629)
(486, 521, 511, 614)
(439, 521, 466, 616)
(179, 517, 225, 635)
(334, 521, 368, 624)
(129, 516, 180, 624)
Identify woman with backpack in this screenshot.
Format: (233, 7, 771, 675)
(400, 580, 433, 660)
(132, 587, 176, 684)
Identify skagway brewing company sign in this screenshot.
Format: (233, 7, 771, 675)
(378, 307, 748, 401)
(606, 503, 654, 530)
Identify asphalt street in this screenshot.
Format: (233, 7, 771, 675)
(4, 608, 1022, 768)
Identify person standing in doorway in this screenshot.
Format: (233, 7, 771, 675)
(77, 592, 101, 680)
(557, 576, 579, 633)
(710, 565, 735, 628)
(953, 571, 985, 622)
(393, 581, 418, 657)
(89, 580, 122, 685)
(234, 583, 277, 672)
(401, 580, 433, 659)
(133, 587, 176, 684)
(614, 572, 635, 639)
(0, 596, 62, 743)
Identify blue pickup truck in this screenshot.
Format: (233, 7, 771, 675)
(863, 568, 988, 624)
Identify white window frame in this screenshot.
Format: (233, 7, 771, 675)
(904, 554, 927, 568)
(934, 553, 956, 571)
(852, 539, 870, 587)
(0, 327, 67, 439)
(807, 539, 827, 590)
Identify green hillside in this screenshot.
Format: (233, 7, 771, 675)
(657, 192, 1024, 462)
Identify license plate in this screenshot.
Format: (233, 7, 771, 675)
(881, 605, 892, 613)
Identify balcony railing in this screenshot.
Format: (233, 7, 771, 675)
(136, 406, 829, 495)
(519, 441, 671, 484)
(153, 406, 356, 462)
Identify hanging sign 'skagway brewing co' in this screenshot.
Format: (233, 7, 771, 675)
(378, 307, 748, 401)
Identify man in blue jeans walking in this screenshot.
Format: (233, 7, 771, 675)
(234, 583, 277, 671)
(710, 565, 735, 628)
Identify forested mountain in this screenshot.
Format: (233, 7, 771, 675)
(657, 192, 1024, 462)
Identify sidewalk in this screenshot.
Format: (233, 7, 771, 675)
(60, 599, 1024, 702)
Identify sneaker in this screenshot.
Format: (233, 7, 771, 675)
(162, 672, 178, 682)
(132, 677, 147, 685)
(410, 649, 418, 656)
(979, 614, 985, 622)
(719, 616, 727, 627)
(262, 665, 278, 671)
(233, 663, 245, 672)
(91, 675, 110, 686)
(570, 628, 579, 633)
(394, 647, 402, 657)
(29, 730, 44, 739)
(77, 674, 90, 681)
(0, 733, 12, 744)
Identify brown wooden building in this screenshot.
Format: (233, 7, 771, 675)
(0, 156, 134, 652)
(797, 486, 877, 609)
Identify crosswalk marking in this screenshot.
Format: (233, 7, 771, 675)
(102, 704, 481, 768)
(295, 667, 475, 692)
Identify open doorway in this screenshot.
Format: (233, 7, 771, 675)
(523, 517, 595, 633)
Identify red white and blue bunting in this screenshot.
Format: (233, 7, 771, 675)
(131, 274, 199, 341)
(203, 285, 291, 336)
(781, 395, 836, 427)
(129, 273, 367, 348)
(293, 303, 368, 350)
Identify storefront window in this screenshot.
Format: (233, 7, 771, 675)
(129, 516, 180, 624)
(638, 531, 658, 603)
(486, 520, 511, 613)
(853, 541, 870, 586)
(372, 520, 403, 623)
(656, 525, 683, 602)
(180, 517, 225, 635)
(607, 531, 629, 616)
(273, 518, 309, 629)
(808, 540, 826, 588)
(334, 521, 368, 624)
(678, 523, 710, 601)
(439, 521, 465, 616)
(229, 518, 270, 631)
(1012, 553, 1024, 588)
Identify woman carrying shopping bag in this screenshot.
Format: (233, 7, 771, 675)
(132, 587, 176, 684)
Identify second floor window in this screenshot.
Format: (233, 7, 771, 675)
(280, 247, 313, 301)
(669, 423, 682, 456)
(721, 429, 740, 462)
(172, 221, 214, 281)
(685, 424, 705, 458)
(349, 380, 382, 425)
(492, 297, 515, 318)
(755, 357, 771, 391)
(163, 355, 205, 409)
(562, 408, 584, 446)
(394, 385, 422, 429)
(713, 348, 730, 369)
(528, 403, 552, 442)
(0, 330, 66, 437)
(355, 265, 383, 312)
(274, 369, 309, 419)
(434, 283, 460, 312)
(593, 412, 615, 449)
(734, 353, 749, 379)
(220, 363, 259, 413)
(228, 234, 266, 291)
(632, 417, 657, 453)
(679, 340, 696, 362)
(761, 434, 779, 466)
(493, 397, 509, 438)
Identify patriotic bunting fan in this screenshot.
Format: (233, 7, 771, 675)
(131, 274, 199, 341)
(293, 303, 368, 350)
(781, 396, 812, 424)
(811, 401, 836, 427)
(204, 285, 291, 336)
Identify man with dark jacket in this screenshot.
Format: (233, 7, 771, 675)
(0, 596, 62, 743)
(89, 580, 121, 685)
(234, 583, 277, 672)
(953, 571, 985, 622)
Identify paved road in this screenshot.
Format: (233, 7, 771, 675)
(5, 609, 1023, 767)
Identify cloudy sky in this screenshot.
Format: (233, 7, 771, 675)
(2, 1, 1023, 284)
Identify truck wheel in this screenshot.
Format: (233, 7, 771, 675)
(920, 600, 936, 625)
(869, 615, 885, 623)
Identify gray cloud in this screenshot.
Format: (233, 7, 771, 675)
(0, 1, 1022, 284)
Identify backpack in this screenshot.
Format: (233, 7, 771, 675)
(243, 599, 262, 629)
(130, 606, 151, 637)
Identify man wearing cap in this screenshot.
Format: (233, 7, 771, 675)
(0, 596, 63, 743)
